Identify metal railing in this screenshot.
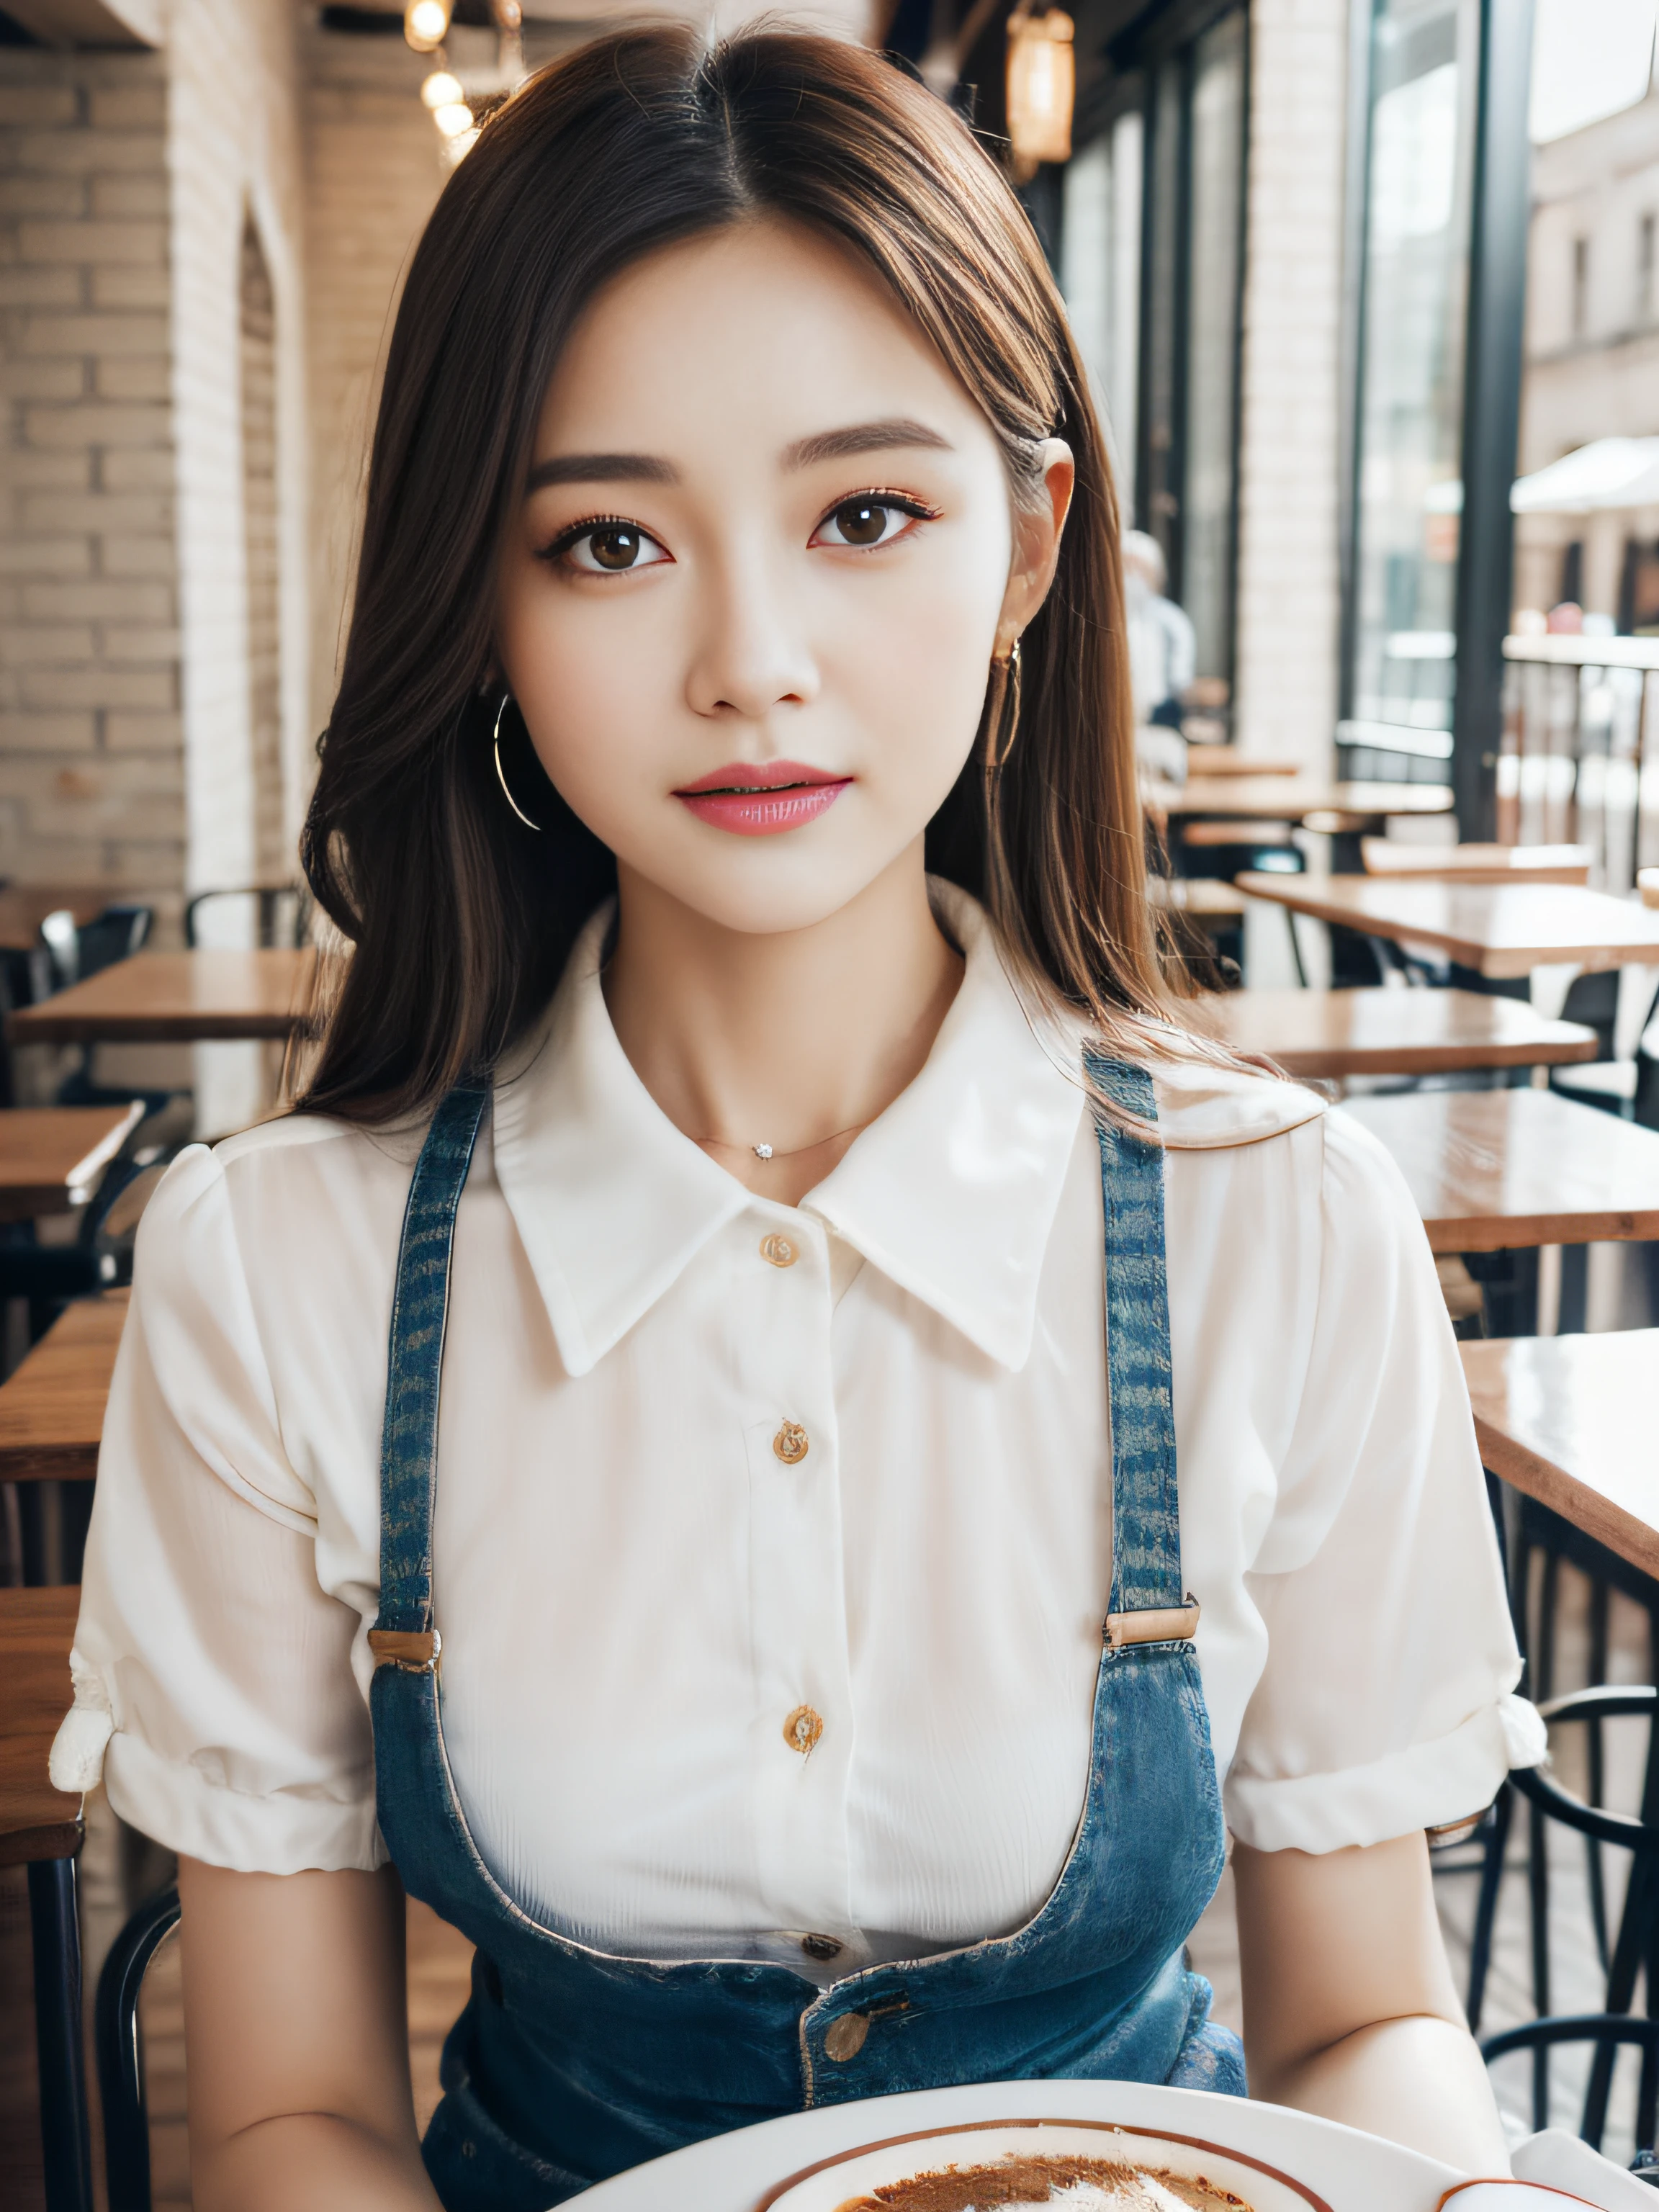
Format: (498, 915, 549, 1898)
(1499, 634, 1659, 894)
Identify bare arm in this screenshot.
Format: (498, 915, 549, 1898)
(1233, 1831, 1509, 2174)
(178, 1856, 443, 2212)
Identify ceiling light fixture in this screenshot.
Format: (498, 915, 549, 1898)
(1006, 5, 1075, 181)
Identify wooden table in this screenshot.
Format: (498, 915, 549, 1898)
(1152, 878, 1247, 920)
(7, 946, 315, 1044)
(1183, 749, 1300, 778)
(1147, 778, 1455, 824)
(0, 1586, 81, 1866)
(1192, 989, 1599, 1079)
(1361, 840, 1592, 884)
(0, 1581, 91, 2208)
(1236, 875, 1659, 979)
(1461, 1331, 1659, 1582)
(0, 1103, 143, 1223)
(0, 1290, 125, 1482)
(1336, 1088, 1659, 1252)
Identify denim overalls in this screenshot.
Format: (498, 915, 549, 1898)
(367, 1056, 1244, 2212)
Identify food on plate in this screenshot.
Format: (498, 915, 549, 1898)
(834, 2153, 1256, 2211)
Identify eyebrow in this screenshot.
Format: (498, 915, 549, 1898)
(524, 451, 680, 491)
(785, 418, 954, 469)
(523, 418, 953, 495)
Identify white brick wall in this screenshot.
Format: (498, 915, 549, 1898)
(1231, 0, 1347, 772)
(0, 48, 184, 910)
(167, 0, 308, 896)
(301, 19, 443, 742)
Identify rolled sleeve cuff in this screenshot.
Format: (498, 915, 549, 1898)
(101, 1727, 387, 1876)
(1224, 1694, 1545, 1855)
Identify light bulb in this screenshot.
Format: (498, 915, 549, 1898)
(433, 101, 475, 139)
(405, 0, 450, 54)
(421, 70, 464, 109)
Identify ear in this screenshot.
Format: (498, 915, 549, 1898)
(994, 438, 1074, 660)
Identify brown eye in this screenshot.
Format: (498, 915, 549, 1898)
(588, 526, 642, 570)
(830, 499, 889, 547)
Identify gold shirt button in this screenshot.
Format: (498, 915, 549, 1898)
(759, 1233, 797, 1268)
(783, 1704, 824, 1756)
(773, 1419, 809, 1465)
(824, 2013, 869, 2062)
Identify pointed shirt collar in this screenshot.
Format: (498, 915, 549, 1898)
(490, 884, 1323, 1377)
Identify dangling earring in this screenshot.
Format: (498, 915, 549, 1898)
(493, 690, 544, 832)
(989, 637, 1022, 772)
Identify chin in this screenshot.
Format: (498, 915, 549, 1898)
(649, 851, 902, 939)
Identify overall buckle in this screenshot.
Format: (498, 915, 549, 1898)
(1105, 1597, 1200, 1650)
(368, 1627, 441, 1673)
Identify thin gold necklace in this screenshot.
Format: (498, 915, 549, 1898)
(697, 1118, 871, 1164)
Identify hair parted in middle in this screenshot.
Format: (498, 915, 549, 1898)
(297, 23, 1197, 1128)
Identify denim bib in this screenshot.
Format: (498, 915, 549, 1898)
(368, 1055, 1242, 2211)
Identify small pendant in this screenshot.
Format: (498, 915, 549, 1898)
(753, 1143, 773, 1161)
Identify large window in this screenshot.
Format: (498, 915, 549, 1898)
(1341, 0, 1480, 760)
(1061, 4, 1248, 691)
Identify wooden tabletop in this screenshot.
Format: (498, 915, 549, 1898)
(0, 1102, 143, 1223)
(0, 1583, 82, 1863)
(1360, 840, 1592, 884)
(1191, 989, 1599, 1078)
(1336, 1087, 1659, 1252)
(7, 946, 315, 1043)
(1236, 875, 1659, 979)
(0, 886, 105, 953)
(1462, 1331, 1659, 1582)
(1182, 749, 1301, 778)
(1148, 778, 1456, 823)
(0, 1290, 126, 1481)
(1152, 878, 1248, 920)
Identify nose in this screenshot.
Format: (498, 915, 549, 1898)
(684, 547, 819, 724)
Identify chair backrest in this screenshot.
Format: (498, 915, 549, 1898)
(34, 906, 153, 997)
(183, 884, 311, 950)
(1482, 2013, 1659, 2155)
(96, 1884, 181, 2212)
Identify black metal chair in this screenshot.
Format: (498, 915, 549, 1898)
(95, 1882, 181, 2212)
(1483, 2013, 1659, 2157)
(183, 884, 310, 950)
(29, 904, 180, 1125)
(1464, 1686, 1659, 2141)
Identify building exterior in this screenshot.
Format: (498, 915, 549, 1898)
(1514, 79, 1659, 629)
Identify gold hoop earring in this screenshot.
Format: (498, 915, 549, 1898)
(989, 637, 1022, 772)
(493, 691, 544, 832)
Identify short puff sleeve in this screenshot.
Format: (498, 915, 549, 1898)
(1220, 1107, 1543, 1853)
(49, 1143, 382, 1874)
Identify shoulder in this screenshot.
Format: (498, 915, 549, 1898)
(1151, 1051, 1426, 1280)
(134, 1110, 430, 1317)
(1151, 1046, 1326, 1152)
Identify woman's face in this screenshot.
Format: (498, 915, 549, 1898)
(495, 217, 1072, 937)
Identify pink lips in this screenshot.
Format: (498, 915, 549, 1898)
(673, 760, 852, 837)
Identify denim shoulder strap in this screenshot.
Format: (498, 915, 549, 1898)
(371, 1076, 491, 1648)
(1085, 1053, 1188, 1628)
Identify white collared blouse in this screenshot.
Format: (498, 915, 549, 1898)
(55, 886, 1537, 1978)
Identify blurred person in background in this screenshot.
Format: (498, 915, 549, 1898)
(1123, 527, 1196, 781)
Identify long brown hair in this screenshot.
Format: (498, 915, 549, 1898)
(297, 24, 1182, 1125)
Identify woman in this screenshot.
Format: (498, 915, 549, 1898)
(54, 28, 1537, 2211)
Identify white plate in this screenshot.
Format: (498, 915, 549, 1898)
(565, 2078, 1464, 2212)
(755, 2115, 1336, 2211)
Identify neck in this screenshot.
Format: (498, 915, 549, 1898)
(602, 845, 963, 1204)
